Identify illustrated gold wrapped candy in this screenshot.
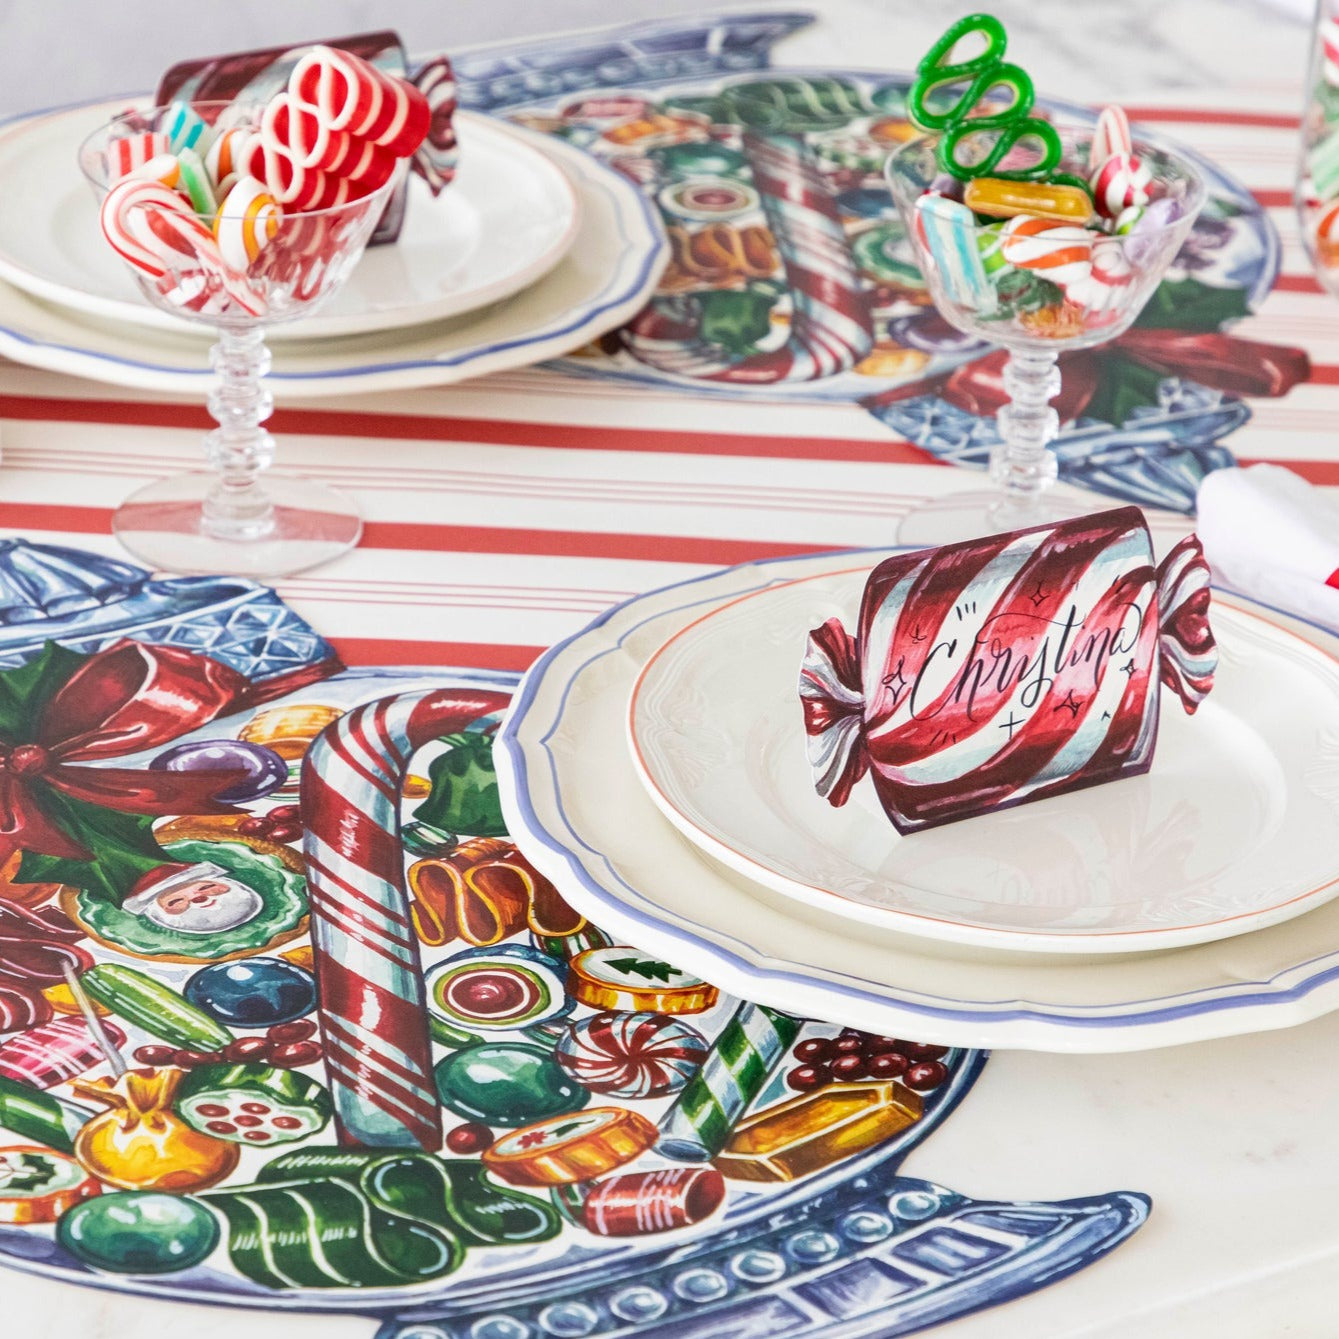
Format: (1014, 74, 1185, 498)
(238, 703, 343, 760)
(71, 1068, 240, 1192)
(715, 1080, 924, 1182)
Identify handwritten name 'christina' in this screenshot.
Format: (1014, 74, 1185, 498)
(904, 601, 1146, 721)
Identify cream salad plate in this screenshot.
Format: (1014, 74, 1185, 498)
(496, 549, 1339, 1053)
(0, 100, 579, 338)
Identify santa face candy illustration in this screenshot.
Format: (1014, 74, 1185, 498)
(799, 507, 1217, 833)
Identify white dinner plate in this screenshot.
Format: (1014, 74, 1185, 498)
(0, 101, 579, 339)
(0, 110, 664, 396)
(495, 548, 1339, 1053)
(627, 565, 1339, 954)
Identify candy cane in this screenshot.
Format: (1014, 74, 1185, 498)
(300, 688, 510, 1149)
(623, 132, 873, 383)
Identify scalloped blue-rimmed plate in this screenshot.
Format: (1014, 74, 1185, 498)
(0, 103, 665, 396)
(495, 549, 1339, 1053)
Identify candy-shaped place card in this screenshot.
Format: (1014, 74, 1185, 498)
(800, 507, 1217, 833)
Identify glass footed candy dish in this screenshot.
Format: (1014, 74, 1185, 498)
(886, 128, 1204, 544)
(79, 102, 403, 577)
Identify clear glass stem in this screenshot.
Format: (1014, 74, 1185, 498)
(988, 348, 1061, 531)
(202, 325, 277, 542)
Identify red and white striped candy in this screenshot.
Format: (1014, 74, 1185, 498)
(999, 215, 1094, 290)
(99, 178, 205, 278)
(300, 687, 511, 1149)
(0, 1016, 126, 1088)
(1324, 15, 1339, 86)
(290, 46, 430, 158)
(106, 131, 170, 181)
(265, 97, 397, 192)
(1088, 105, 1133, 172)
(239, 97, 355, 211)
(1069, 237, 1135, 324)
(1090, 152, 1153, 221)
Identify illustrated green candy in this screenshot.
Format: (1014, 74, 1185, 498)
(260, 1148, 560, 1248)
(176, 1064, 331, 1146)
(434, 1043, 588, 1127)
(699, 287, 779, 357)
(442, 1160, 560, 1246)
(58, 1191, 220, 1274)
(649, 141, 747, 179)
(853, 223, 924, 287)
(206, 1161, 463, 1289)
(414, 732, 507, 839)
(0, 1074, 93, 1154)
(82, 964, 234, 1051)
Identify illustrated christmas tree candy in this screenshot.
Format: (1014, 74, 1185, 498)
(800, 508, 1217, 832)
(0, 1147, 99, 1224)
(58, 1190, 220, 1274)
(567, 946, 719, 1014)
(714, 1080, 924, 1183)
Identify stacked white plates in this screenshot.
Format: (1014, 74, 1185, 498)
(0, 99, 667, 394)
(497, 547, 1339, 1053)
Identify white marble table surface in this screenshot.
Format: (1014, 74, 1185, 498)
(4, 3, 1336, 1337)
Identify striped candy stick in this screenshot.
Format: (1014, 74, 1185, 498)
(655, 1002, 800, 1162)
(300, 687, 510, 1149)
(624, 133, 872, 383)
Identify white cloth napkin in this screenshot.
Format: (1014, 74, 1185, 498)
(1197, 464, 1339, 631)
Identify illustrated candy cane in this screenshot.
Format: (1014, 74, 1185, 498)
(623, 132, 873, 384)
(300, 688, 511, 1149)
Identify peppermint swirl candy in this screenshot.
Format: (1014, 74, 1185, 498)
(999, 215, 1094, 291)
(555, 1010, 708, 1099)
(1090, 153, 1152, 221)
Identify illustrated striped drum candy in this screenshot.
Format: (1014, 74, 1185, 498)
(800, 507, 1217, 833)
(999, 215, 1094, 292)
(554, 1011, 708, 1099)
(552, 1166, 727, 1236)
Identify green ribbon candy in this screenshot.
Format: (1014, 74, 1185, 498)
(907, 13, 1062, 183)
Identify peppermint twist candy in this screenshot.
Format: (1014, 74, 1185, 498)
(999, 215, 1094, 292)
(1068, 237, 1135, 324)
(555, 1011, 708, 1099)
(1090, 152, 1152, 221)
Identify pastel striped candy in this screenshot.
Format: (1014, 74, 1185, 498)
(300, 687, 510, 1149)
(999, 215, 1094, 291)
(1090, 153, 1152, 220)
(916, 194, 996, 312)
